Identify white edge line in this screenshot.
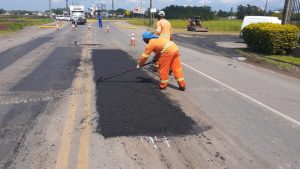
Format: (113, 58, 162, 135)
(182, 62, 300, 127)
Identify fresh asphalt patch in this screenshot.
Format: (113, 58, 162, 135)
(0, 36, 54, 71)
(11, 46, 81, 91)
(93, 49, 208, 138)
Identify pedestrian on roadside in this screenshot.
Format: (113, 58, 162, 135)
(137, 32, 186, 91)
(98, 14, 103, 28)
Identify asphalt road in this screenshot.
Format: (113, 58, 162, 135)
(173, 34, 245, 58)
(0, 21, 299, 169)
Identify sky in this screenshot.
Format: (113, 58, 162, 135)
(0, 0, 285, 11)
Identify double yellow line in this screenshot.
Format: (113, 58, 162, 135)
(54, 30, 92, 169)
(39, 22, 64, 29)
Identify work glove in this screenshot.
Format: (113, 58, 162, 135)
(170, 36, 174, 41)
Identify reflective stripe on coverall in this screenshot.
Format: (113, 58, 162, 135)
(139, 37, 186, 89)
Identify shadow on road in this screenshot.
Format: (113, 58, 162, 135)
(93, 49, 211, 138)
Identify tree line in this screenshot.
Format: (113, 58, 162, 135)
(1, 4, 282, 20)
(160, 4, 280, 20)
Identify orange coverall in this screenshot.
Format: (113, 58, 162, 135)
(139, 37, 186, 89)
(155, 19, 173, 40)
(154, 19, 173, 69)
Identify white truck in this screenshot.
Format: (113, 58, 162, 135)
(70, 5, 86, 25)
(240, 16, 282, 38)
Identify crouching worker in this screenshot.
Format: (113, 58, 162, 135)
(137, 32, 186, 91)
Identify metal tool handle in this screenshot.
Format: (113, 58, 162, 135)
(96, 61, 153, 83)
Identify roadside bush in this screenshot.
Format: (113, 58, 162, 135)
(242, 23, 299, 54)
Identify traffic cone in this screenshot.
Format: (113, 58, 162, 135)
(106, 25, 110, 33)
(130, 32, 135, 46)
(72, 23, 76, 31)
(88, 23, 92, 31)
(56, 23, 59, 31)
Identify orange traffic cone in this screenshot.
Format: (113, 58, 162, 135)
(72, 23, 76, 31)
(106, 25, 110, 33)
(88, 23, 92, 31)
(56, 23, 59, 31)
(130, 32, 135, 46)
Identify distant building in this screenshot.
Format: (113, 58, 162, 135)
(184, 5, 194, 7)
(273, 10, 282, 13)
(37, 12, 45, 16)
(228, 16, 237, 19)
(3, 12, 11, 15)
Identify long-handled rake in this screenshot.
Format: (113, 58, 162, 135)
(96, 61, 153, 84)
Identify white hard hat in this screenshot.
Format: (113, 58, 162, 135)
(158, 11, 165, 16)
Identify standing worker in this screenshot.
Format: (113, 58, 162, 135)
(155, 11, 173, 40)
(153, 11, 173, 72)
(98, 14, 103, 28)
(137, 32, 186, 91)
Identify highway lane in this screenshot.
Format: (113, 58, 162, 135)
(0, 20, 299, 169)
(102, 21, 300, 169)
(0, 23, 85, 168)
(175, 31, 300, 168)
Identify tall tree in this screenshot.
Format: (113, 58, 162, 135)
(236, 4, 265, 19)
(217, 10, 229, 18)
(162, 5, 215, 20)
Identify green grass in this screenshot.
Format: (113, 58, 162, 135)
(266, 55, 300, 65)
(236, 48, 299, 72)
(0, 16, 52, 33)
(127, 18, 242, 32)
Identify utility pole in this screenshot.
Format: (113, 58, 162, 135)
(66, 0, 69, 10)
(264, 0, 269, 15)
(282, 0, 292, 24)
(48, 0, 52, 19)
(112, 0, 114, 18)
(149, 0, 152, 26)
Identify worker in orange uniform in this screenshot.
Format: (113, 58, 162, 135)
(154, 11, 173, 72)
(137, 32, 186, 91)
(155, 10, 173, 40)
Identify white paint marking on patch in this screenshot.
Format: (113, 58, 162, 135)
(182, 62, 300, 127)
(149, 137, 158, 149)
(163, 136, 170, 148)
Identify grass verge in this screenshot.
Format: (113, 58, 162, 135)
(0, 16, 52, 35)
(126, 18, 242, 32)
(236, 48, 300, 73)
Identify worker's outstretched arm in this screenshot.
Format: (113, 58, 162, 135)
(138, 44, 153, 67)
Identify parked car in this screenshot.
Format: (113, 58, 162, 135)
(65, 15, 71, 21)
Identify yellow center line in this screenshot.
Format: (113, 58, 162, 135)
(55, 78, 81, 169)
(76, 29, 93, 169)
(76, 73, 92, 169)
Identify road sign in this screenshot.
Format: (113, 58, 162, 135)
(133, 7, 138, 14)
(150, 8, 157, 13)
